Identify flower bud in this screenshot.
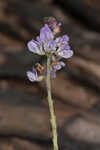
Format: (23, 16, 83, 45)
(44, 17, 61, 34)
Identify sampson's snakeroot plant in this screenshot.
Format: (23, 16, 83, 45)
(27, 17, 73, 150)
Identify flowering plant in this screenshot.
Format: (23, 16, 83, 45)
(27, 17, 73, 150)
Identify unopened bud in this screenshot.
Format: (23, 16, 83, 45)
(44, 17, 62, 34)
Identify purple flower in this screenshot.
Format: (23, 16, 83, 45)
(57, 49, 73, 59)
(55, 35, 73, 59)
(27, 24, 57, 54)
(27, 24, 73, 59)
(27, 18, 74, 82)
(27, 68, 38, 82)
(53, 61, 65, 71)
(60, 35, 69, 43)
(55, 35, 69, 45)
(50, 61, 65, 78)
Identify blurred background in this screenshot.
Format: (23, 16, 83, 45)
(0, 0, 100, 149)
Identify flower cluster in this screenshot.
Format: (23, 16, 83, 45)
(27, 17, 73, 82)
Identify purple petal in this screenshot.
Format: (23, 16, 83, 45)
(57, 44, 71, 53)
(57, 50, 73, 59)
(49, 40, 56, 50)
(36, 36, 41, 43)
(53, 64, 62, 70)
(61, 45, 71, 50)
(27, 40, 43, 55)
(53, 61, 65, 71)
(32, 68, 38, 77)
(27, 69, 38, 82)
(60, 35, 69, 43)
(40, 24, 54, 42)
(55, 35, 69, 44)
(45, 40, 56, 52)
(27, 40, 39, 54)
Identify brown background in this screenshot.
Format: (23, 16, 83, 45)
(0, 0, 100, 149)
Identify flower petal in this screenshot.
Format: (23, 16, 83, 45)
(61, 45, 71, 50)
(27, 40, 39, 54)
(40, 24, 54, 42)
(27, 40, 43, 55)
(53, 64, 62, 70)
(27, 71, 36, 82)
(55, 35, 69, 44)
(27, 69, 38, 82)
(53, 61, 65, 71)
(32, 68, 38, 77)
(57, 50, 73, 59)
(60, 35, 69, 43)
(44, 40, 56, 52)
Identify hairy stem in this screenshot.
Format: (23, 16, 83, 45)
(46, 55, 58, 150)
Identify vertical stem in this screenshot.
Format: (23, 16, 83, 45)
(46, 55, 58, 150)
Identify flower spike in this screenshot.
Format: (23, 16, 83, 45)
(27, 17, 74, 82)
(26, 17, 74, 150)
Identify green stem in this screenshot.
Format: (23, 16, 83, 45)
(46, 55, 58, 150)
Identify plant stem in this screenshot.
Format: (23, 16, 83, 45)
(46, 55, 58, 150)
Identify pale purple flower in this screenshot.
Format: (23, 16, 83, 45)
(60, 35, 69, 43)
(27, 18, 74, 82)
(50, 61, 65, 78)
(55, 35, 69, 45)
(55, 35, 73, 59)
(27, 24, 57, 54)
(27, 23, 73, 59)
(27, 68, 38, 82)
(53, 61, 65, 71)
(57, 49, 73, 59)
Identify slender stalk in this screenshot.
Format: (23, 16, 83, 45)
(46, 55, 58, 150)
